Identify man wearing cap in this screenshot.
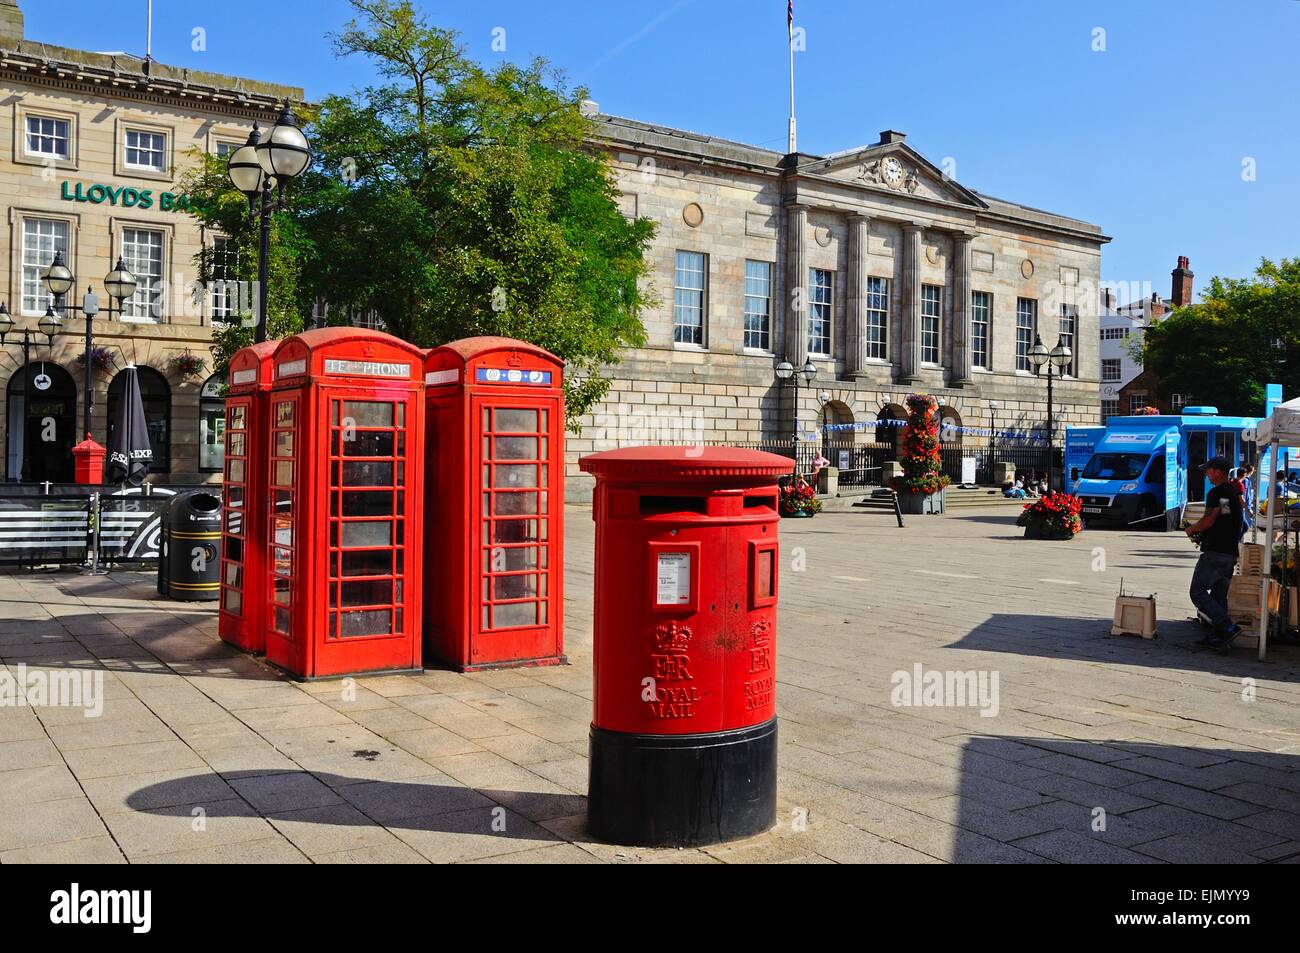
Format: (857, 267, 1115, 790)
(1184, 455, 1244, 651)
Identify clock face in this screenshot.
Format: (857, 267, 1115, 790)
(883, 157, 904, 185)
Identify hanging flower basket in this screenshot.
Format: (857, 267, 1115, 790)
(172, 350, 206, 378)
(1017, 491, 1084, 539)
(779, 474, 822, 517)
(76, 347, 115, 372)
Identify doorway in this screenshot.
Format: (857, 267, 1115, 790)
(5, 362, 77, 482)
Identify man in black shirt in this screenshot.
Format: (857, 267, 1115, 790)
(1185, 455, 1244, 651)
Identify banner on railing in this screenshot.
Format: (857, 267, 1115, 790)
(0, 485, 198, 566)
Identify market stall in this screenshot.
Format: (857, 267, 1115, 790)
(1251, 396, 1300, 659)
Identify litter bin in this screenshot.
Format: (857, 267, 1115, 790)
(159, 491, 222, 601)
(578, 446, 789, 847)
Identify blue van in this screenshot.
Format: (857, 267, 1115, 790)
(1067, 407, 1258, 530)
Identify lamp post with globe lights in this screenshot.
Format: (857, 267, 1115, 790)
(226, 102, 312, 343)
(1027, 334, 1073, 489)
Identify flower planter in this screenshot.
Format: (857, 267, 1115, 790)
(781, 510, 815, 519)
(1023, 522, 1077, 540)
(898, 488, 946, 515)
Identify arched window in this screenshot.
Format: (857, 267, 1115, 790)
(938, 406, 963, 447)
(5, 362, 77, 482)
(199, 373, 226, 472)
(108, 367, 171, 474)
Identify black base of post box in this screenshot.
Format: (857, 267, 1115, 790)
(587, 718, 777, 848)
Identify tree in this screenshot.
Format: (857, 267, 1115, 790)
(178, 149, 313, 379)
(184, 0, 656, 425)
(1141, 258, 1300, 416)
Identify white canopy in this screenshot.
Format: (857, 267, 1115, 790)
(1251, 396, 1300, 660)
(1255, 396, 1300, 446)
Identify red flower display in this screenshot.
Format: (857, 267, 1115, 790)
(1016, 490, 1084, 536)
(889, 393, 951, 496)
(779, 474, 822, 516)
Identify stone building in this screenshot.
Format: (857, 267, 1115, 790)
(566, 113, 1110, 498)
(0, 0, 301, 483)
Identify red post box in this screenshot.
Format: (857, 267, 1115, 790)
(578, 446, 790, 847)
(422, 337, 565, 670)
(71, 435, 106, 484)
(264, 328, 425, 679)
(218, 341, 277, 653)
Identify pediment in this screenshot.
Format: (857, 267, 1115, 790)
(806, 144, 987, 209)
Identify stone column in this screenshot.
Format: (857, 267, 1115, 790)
(899, 222, 924, 383)
(845, 213, 870, 377)
(951, 230, 974, 387)
(783, 203, 809, 367)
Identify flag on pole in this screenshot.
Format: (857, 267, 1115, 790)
(788, 0, 793, 38)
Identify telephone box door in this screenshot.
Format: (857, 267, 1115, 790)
(472, 395, 562, 664)
(316, 388, 419, 674)
(265, 393, 303, 673)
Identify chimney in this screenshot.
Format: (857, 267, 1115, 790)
(878, 130, 907, 145)
(0, 0, 22, 47)
(1149, 292, 1165, 319)
(1171, 255, 1193, 308)
(1100, 286, 1115, 311)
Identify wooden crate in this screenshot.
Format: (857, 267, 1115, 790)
(1111, 595, 1157, 639)
(1227, 576, 1280, 623)
(1238, 542, 1266, 577)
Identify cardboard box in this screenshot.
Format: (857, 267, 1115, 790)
(1111, 594, 1157, 639)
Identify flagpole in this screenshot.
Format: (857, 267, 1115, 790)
(787, 3, 796, 153)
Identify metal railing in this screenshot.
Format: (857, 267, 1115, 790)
(0, 484, 206, 569)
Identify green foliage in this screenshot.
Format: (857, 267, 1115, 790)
(179, 150, 310, 377)
(1141, 258, 1300, 415)
(182, 0, 656, 427)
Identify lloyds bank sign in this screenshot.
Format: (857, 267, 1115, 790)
(59, 180, 208, 214)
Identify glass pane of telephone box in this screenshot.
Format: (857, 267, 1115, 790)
(343, 402, 394, 428)
(495, 409, 538, 433)
(341, 521, 391, 548)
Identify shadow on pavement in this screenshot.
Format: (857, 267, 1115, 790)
(946, 612, 1300, 677)
(954, 736, 1300, 863)
(125, 768, 584, 840)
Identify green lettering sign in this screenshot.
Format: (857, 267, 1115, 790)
(59, 180, 187, 214)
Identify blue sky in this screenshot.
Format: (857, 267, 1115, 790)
(29, 0, 1298, 299)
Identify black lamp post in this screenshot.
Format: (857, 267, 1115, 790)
(0, 303, 60, 482)
(774, 357, 817, 449)
(1028, 334, 1073, 489)
(226, 102, 312, 343)
(43, 252, 139, 445)
(988, 398, 998, 477)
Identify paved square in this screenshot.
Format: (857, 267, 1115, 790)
(2, 505, 1298, 863)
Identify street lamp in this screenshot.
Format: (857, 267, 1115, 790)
(988, 399, 999, 475)
(228, 102, 312, 343)
(43, 255, 138, 448)
(774, 357, 817, 448)
(1028, 334, 1073, 488)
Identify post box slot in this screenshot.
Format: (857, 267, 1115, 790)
(744, 494, 778, 510)
(749, 540, 779, 609)
(640, 495, 708, 516)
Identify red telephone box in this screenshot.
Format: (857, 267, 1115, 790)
(578, 446, 790, 847)
(218, 341, 277, 652)
(423, 337, 565, 670)
(264, 328, 425, 679)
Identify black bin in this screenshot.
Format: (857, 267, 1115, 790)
(159, 491, 222, 601)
